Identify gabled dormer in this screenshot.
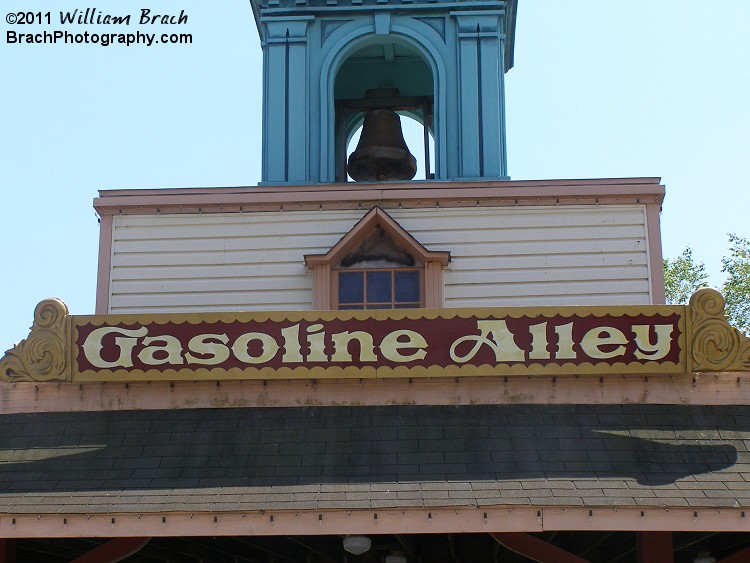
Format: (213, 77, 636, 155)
(305, 206, 450, 309)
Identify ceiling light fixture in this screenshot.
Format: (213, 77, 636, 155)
(693, 552, 716, 563)
(343, 535, 371, 555)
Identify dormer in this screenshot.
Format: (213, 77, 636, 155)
(305, 206, 450, 308)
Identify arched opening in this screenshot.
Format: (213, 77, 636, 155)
(334, 40, 434, 182)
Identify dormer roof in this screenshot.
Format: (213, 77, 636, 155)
(304, 206, 450, 269)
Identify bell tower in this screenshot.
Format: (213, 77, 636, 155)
(251, 0, 517, 184)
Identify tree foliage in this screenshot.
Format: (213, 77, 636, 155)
(721, 234, 750, 333)
(664, 236, 750, 333)
(663, 247, 708, 305)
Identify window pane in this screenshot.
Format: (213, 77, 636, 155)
(366, 271, 392, 304)
(339, 271, 364, 304)
(395, 271, 420, 303)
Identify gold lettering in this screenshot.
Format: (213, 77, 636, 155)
(633, 324, 673, 360)
(185, 333, 230, 365)
(581, 326, 627, 359)
(331, 331, 377, 362)
(380, 330, 427, 363)
(528, 322, 550, 360)
(137, 335, 184, 366)
(280, 324, 304, 363)
(306, 324, 328, 362)
(82, 326, 148, 369)
(232, 332, 279, 364)
(450, 320, 524, 363)
(554, 323, 576, 359)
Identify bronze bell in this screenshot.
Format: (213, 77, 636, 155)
(347, 109, 417, 182)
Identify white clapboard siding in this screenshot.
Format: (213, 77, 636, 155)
(448, 265, 649, 285)
(111, 289, 314, 309)
(452, 292, 651, 308)
(108, 205, 653, 313)
(114, 275, 310, 294)
(110, 210, 366, 313)
(457, 252, 648, 271)
(446, 279, 648, 300)
(112, 264, 307, 281)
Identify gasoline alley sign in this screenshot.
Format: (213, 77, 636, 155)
(5, 290, 749, 383)
(3, 297, 711, 383)
(75, 311, 685, 379)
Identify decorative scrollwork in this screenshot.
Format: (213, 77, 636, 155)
(689, 288, 750, 372)
(0, 298, 71, 382)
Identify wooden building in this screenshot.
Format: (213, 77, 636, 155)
(2, 0, 750, 561)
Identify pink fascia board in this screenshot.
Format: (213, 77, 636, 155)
(93, 178, 665, 216)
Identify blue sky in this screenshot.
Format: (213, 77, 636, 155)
(1, 1, 749, 349)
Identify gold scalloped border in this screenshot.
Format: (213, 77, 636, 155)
(75, 360, 687, 382)
(73, 304, 685, 326)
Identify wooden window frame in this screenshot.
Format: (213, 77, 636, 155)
(304, 206, 449, 310)
(334, 267, 424, 309)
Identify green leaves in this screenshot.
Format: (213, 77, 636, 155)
(663, 247, 708, 305)
(664, 235, 750, 334)
(721, 234, 750, 333)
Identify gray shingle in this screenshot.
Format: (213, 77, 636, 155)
(0, 404, 748, 514)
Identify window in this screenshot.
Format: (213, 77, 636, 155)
(338, 269, 422, 309)
(305, 207, 449, 310)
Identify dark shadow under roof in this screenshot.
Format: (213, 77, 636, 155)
(0, 404, 748, 514)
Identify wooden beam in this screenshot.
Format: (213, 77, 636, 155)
(70, 538, 150, 563)
(491, 533, 590, 563)
(717, 545, 750, 563)
(636, 532, 673, 563)
(0, 539, 16, 563)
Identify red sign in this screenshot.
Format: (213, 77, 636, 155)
(72, 308, 685, 380)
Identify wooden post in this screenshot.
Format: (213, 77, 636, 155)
(491, 533, 590, 563)
(71, 538, 150, 563)
(717, 545, 750, 563)
(636, 532, 673, 563)
(0, 539, 16, 563)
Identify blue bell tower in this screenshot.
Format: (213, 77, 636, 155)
(250, 0, 517, 184)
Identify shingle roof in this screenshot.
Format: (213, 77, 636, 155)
(0, 404, 748, 514)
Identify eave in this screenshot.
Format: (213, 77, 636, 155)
(93, 177, 665, 217)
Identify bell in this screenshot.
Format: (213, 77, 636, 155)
(347, 109, 417, 182)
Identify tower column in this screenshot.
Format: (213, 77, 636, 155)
(261, 17, 312, 184)
(454, 11, 507, 179)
